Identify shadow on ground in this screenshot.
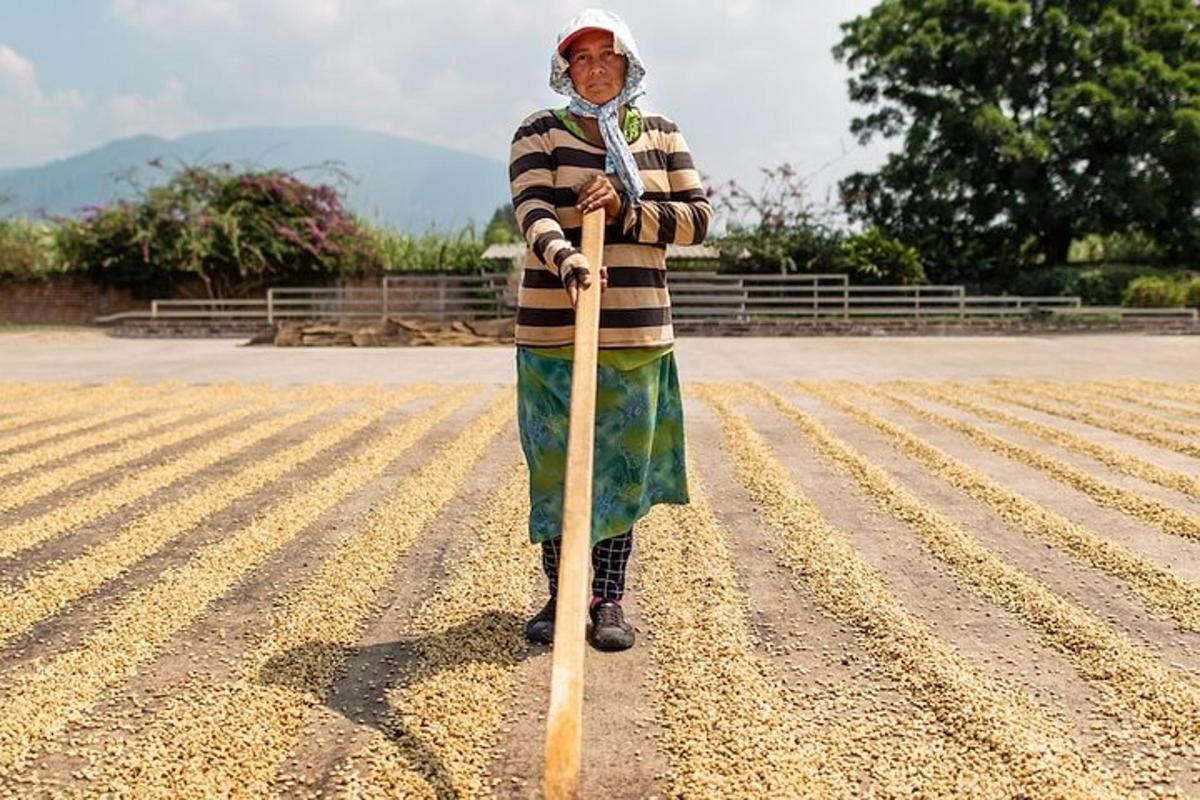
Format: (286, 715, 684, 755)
(260, 610, 537, 799)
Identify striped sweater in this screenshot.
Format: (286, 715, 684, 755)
(509, 108, 713, 348)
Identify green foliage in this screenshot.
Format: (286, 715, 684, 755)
(668, 257, 723, 273)
(1186, 277, 1200, 309)
(56, 162, 382, 297)
(1068, 231, 1165, 264)
(6, 162, 499, 291)
(1122, 275, 1190, 307)
(0, 219, 64, 280)
(716, 164, 926, 284)
(843, 227, 926, 285)
(717, 222, 847, 276)
(47, 161, 495, 292)
(835, 0, 1200, 284)
(483, 204, 521, 245)
(717, 165, 837, 274)
(56, 203, 171, 295)
(369, 225, 485, 273)
(1011, 263, 1188, 304)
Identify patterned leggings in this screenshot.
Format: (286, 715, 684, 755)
(541, 529, 634, 602)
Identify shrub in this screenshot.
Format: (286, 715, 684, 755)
(0, 220, 64, 281)
(1185, 277, 1200, 309)
(57, 162, 382, 297)
(842, 227, 926, 285)
(1010, 265, 1080, 297)
(716, 164, 850, 275)
(1073, 267, 1146, 306)
(56, 203, 177, 296)
(1121, 276, 1188, 307)
(1012, 264, 1181, 305)
(715, 166, 931, 285)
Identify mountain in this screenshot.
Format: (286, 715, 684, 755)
(0, 126, 510, 233)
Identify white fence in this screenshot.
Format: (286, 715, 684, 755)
(93, 272, 1198, 325)
(265, 274, 511, 323)
(667, 273, 1084, 320)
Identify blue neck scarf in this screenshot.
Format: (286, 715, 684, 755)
(565, 88, 645, 204)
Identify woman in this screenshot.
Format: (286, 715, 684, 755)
(510, 9, 712, 652)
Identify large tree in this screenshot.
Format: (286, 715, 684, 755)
(834, 0, 1200, 284)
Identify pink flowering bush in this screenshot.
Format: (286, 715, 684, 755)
(57, 162, 382, 298)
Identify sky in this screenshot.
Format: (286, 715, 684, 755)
(0, 1, 894, 203)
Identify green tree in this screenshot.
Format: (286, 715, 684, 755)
(834, 0, 1200, 285)
(483, 203, 521, 245)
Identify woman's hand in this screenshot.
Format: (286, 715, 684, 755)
(576, 174, 622, 220)
(561, 251, 608, 308)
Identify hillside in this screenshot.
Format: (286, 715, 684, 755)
(0, 126, 510, 233)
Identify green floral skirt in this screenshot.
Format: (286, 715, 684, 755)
(516, 346, 689, 546)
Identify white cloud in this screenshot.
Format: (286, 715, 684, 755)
(107, 0, 240, 38)
(0, 45, 84, 166)
(62, 2, 894, 194)
(106, 79, 210, 139)
(263, 0, 344, 32)
(107, 0, 346, 37)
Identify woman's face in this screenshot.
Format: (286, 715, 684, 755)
(566, 29, 627, 105)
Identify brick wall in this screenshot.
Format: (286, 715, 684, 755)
(0, 278, 144, 325)
(0, 277, 216, 325)
(0, 275, 468, 326)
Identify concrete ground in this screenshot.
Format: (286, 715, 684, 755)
(1, 328, 1197, 384)
(3, 332, 1200, 797)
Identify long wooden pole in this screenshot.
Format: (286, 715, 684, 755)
(543, 208, 605, 800)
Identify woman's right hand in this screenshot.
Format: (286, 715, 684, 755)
(561, 252, 608, 308)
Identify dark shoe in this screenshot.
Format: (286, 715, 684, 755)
(588, 600, 635, 652)
(525, 598, 556, 644)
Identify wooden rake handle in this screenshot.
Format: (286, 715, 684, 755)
(543, 208, 605, 800)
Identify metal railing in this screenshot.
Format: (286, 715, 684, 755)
(262, 274, 512, 323)
(145, 298, 269, 319)
(381, 273, 512, 321)
(92, 272, 1193, 326)
(667, 274, 1082, 321)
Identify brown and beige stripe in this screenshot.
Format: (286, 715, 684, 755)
(509, 109, 712, 348)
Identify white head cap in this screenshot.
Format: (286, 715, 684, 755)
(549, 8, 646, 99)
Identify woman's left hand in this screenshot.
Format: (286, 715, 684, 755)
(576, 174, 622, 219)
